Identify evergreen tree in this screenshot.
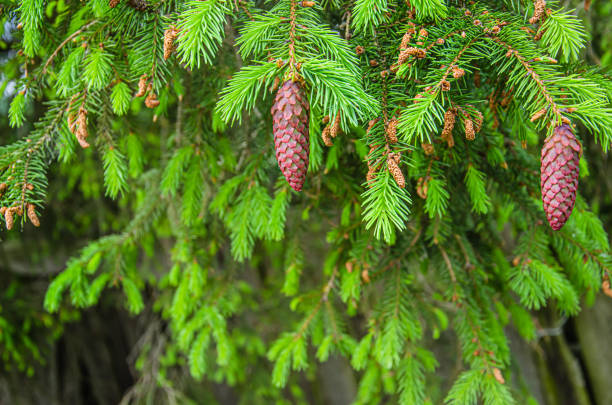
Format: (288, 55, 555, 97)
(1, 0, 611, 403)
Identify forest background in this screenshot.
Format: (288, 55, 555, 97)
(1, 0, 612, 404)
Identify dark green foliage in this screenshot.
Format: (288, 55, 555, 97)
(1, 0, 612, 403)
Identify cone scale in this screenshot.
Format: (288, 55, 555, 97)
(271, 80, 310, 191)
(540, 124, 581, 230)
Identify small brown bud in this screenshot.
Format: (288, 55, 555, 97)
(369, 59, 379, 67)
(4, 208, 14, 230)
(323, 115, 330, 124)
(491, 25, 501, 34)
(135, 74, 148, 97)
(493, 368, 505, 384)
(276, 59, 285, 68)
(452, 66, 465, 79)
(0, 183, 6, 194)
(436, 38, 445, 45)
(361, 269, 371, 283)
(416, 177, 429, 199)
(473, 19, 482, 26)
(530, 107, 547, 122)
(400, 32, 412, 50)
(300, 0, 315, 6)
(270, 76, 281, 93)
(109, 0, 120, 7)
(27, 203, 40, 227)
(345, 261, 354, 273)
(380, 70, 389, 78)
(465, 118, 475, 141)
(474, 111, 484, 133)
(163, 27, 179, 60)
(75, 107, 90, 148)
(0, 207, 5, 216)
(387, 153, 405, 188)
(418, 28, 428, 37)
(422, 142, 435, 155)
(145, 91, 160, 108)
(26, 183, 34, 190)
(321, 126, 333, 146)
(441, 108, 456, 143)
(464, 10, 471, 16)
(355, 45, 365, 55)
(440, 80, 451, 91)
(386, 117, 398, 143)
(330, 113, 341, 138)
(529, 0, 546, 24)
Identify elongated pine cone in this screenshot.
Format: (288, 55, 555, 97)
(540, 124, 580, 230)
(271, 80, 310, 191)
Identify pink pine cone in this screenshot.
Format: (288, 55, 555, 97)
(540, 124, 581, 230)
(271, 80, 310, 191)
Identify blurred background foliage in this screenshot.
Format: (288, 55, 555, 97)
(0, 1, 611, 404)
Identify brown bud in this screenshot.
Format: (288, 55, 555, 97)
(276, 59, 285, 68)
(321, 126, 333, 146)
(300, 0, 315, 6)
(367, 118, 379, 133)
(491, 25, 501, 34)
(422, 142, 434, 155)
(416, 177, 429, 199)
(26, 183, 34, 190)
(270, 76, 281, 93)
(440, 80, 451, 91)
(163, 27, 179, 60)
(75, 107, 90, 148)
(27, 203, 40, 227)
(135, 74, 148, 97)
(441, 108, 456, 141)
(418, 28, 428, 37)
(452, 66, 465, 79)
(493, 368, 505, 384)
(529, 0, 546, 24)
(361, 269, 371, 283)
(4, 208, 14, 230)
(0, 207, 5, 216)
(386, 117, 398, 143)
(530, 107, 547, 122)
(330, 113, 341, 138)
(473, 19, 482, 26)
(355, 45, 365, 55)
(369, 59, 379, 67)
(145, 91, 160, 108)
(0, 183, 6, 195)
(400, 32, 412, 50)
(465, 118, 475, 140)
(387, 153, 405, 188)
(109, 0, 120, 7)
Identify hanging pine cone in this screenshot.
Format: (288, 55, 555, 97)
(271, 80, 310, 191)
(540, 124, 581, 230)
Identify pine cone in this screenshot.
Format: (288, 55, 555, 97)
(540, 124, 580, 230)
(271, 80, 310, 191)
